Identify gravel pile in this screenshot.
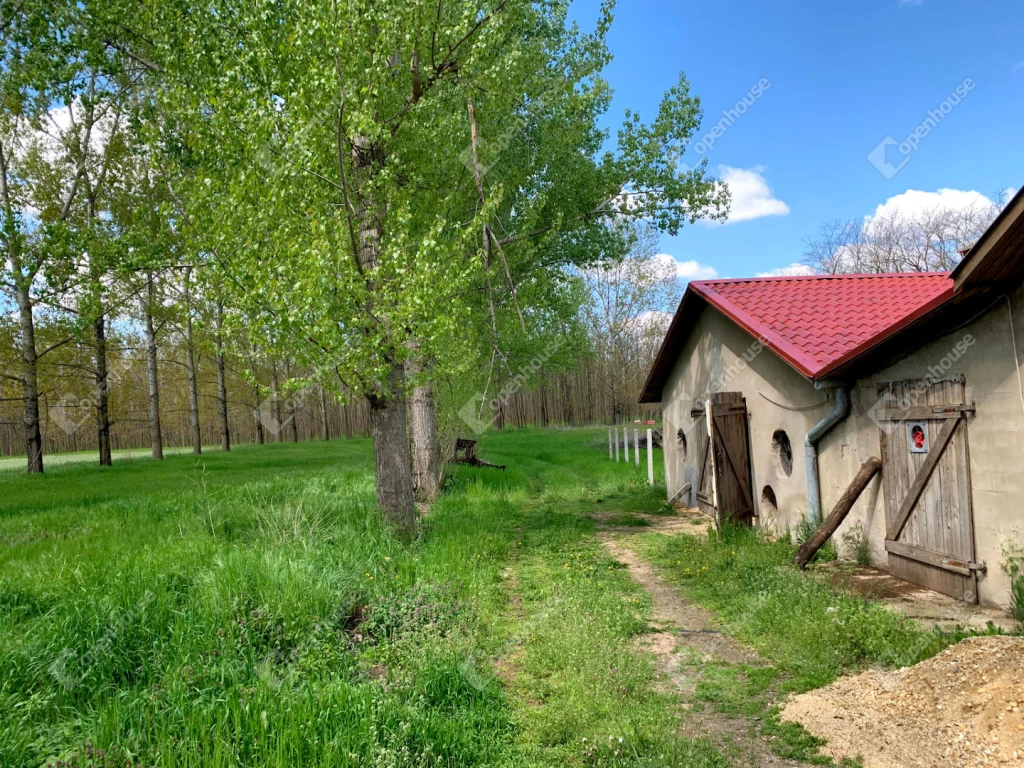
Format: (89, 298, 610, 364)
(782, 635, 1024, 768)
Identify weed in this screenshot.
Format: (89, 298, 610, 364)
(794, 516, 838, 563)
(841, 523, 871, 566)
(1001, 539, 1024, 630)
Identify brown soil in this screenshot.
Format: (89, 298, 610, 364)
(592, 507, 712, 537)
(782, 635, 1024, 768)
(819, 563, 1017, 633)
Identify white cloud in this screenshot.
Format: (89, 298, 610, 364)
(653, 253, 719, 281)
(863, 187, 997, 234)
(630, 310, 674, 334)
(756, 263, 816, 277)
(713, 166, 790, 225)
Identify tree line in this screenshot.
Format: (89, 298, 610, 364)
(1, 1, 722, 537)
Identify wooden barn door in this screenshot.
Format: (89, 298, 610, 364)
(876, 377, 980, 602)
(693, 392, 754, 527)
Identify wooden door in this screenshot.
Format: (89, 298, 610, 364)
(693, 392, 754, 526)
(876, 377, 980, 602)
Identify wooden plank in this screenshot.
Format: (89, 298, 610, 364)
(647, 429, 654, 486)
(711, 405, 755, 523)
(958, 401, 979, 603)
(875, 405, 975, 421)
(884, 540, 975, 576)
(885, 416, 960, 541)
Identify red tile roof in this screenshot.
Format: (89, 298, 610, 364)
(692, 273, 955, 379)
(639, 272, 957, 402)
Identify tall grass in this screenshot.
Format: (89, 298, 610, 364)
(1, 429, 712, 768)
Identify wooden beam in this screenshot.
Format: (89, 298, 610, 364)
(884, 540, 984, 576)
(875, 405, 975, 421)
(793, 457, 883, 569)
(885, 417, 960, 541)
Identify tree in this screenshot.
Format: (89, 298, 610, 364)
(96, 0, 728, 534)
(804, 197, 1001, 274)
(580, 225, 677, 422)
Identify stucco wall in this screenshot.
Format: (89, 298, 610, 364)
(661, 286, 1024, 610)
(661, 305, 830, 535)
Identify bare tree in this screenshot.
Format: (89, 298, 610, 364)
(580, 226, 678, 423)
(804, 199, 1001, 274)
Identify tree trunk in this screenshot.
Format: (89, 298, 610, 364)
(93, 310, 112, 466)
(793, 457, 883, 568)
(351, 133, 416, 533)
(15, 284, 43, 473)
(215, 301, 230, 452)
(318, 384, 331, 441)
(270, 368, 283, 442)
(252, 388, 265, 445)
(143, 273, 163, 460)
(183, 268, 201, 455)
(284, 362, 298, 443)
(368, 363, 416, 537)
(405, 355, 440, 501)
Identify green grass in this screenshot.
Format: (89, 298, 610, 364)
(0, 443, 226, 474)
(639, 524, 989, 692)
(637, 524, 1006, 765)
(0, 429, 726, 768)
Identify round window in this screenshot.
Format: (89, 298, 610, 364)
(760, 485, 779, 517)
(772, 430, 793, 478)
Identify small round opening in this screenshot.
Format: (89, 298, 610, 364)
(676, 428, 688, 461)
(772, 429, 793, 478)
(760, 485, 778, 517)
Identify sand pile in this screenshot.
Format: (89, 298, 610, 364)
(782, 635, 1024, 768)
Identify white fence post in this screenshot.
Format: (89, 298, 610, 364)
(634, 428, 640, 467)
(614, 428, 620, 462)
(623, 427, 630, 464)
(608, 428, 613, 459)
(647, 428, 654, 486)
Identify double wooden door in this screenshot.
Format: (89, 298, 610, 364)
(876, 377, 981, 602)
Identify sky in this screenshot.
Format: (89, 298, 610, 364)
(569, 0, 1024, 279)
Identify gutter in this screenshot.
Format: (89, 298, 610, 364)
(805, 384, 850, 525)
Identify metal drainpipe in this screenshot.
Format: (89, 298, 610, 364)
(805, 384, 850, 525)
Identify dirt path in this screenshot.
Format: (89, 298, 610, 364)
(598, 516, 813, 767)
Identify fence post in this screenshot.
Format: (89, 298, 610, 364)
(614, 428, 620, 462)
(634, 428, 640, 467)
(608, 428, 613, 459)
(647, 428, 654, 485)
(623, 427, 630, 464)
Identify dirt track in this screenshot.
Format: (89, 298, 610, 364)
(599, 516, 813, 767)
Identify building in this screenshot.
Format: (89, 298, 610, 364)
(639, 187, 1024, 609)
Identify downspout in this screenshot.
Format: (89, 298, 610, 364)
(805, 384, 850, 525)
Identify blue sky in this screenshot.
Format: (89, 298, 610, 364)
(570, 0, 1024, 278)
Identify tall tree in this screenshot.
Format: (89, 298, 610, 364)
(102, 0, 728, 533)
(0, 5, 125, 471)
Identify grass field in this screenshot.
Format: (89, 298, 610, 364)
(2, 428, 998, 767)
(0, 444, 223, 474)
(2, 429, 732, 767)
